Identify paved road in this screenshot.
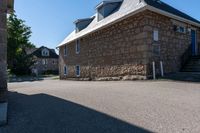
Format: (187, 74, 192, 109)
(0, 80, 200, 133)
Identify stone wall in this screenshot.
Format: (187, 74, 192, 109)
(144, 11, 199, 76)
(60, 11, 149, 80)
(0, 0, 7, 102)
(59, 10, 200, 80)
(32, 58, 59, 74)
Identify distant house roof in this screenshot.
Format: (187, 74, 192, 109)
(58, 0, 200, 47)
(27, 46, 59, 59)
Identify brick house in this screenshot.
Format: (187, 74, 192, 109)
(27, 46, 59, 75)
(0, 0, 14, 125)
(58, 0, 200, 80)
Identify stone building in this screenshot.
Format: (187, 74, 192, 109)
(58, 0, 200, 80)
(27, 46, 59, 75)
(0, 0, 14, 125)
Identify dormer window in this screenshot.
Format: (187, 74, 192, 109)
(96, 0, 123, 21)
(74, 17, 95, 33)
(42, 49, 49, 56)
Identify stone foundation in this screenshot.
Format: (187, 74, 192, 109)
(60, 64, 147, 80)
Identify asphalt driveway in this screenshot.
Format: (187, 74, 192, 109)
(0, 79, 200, 133)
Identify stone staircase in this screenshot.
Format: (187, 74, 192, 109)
(182, 56, 200, 72)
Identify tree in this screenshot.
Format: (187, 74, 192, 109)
(7, 13, 36, 75)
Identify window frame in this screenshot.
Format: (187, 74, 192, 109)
(64, 45, 67, 56)
(75, 65, 80, 77)
(76, 40, 80, 54)
(42, 59, 46, 65)
(178, 26, 186, 33)
(153, 29, 159, 41)
(42, 49, 49, 57)
(64, 65, 68, 76)
(42, 59, 48, 65)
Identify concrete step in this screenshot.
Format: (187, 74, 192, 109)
(182, 69, 200, 72)
(183, 66, 200, 69)
(182, 57, 200, 72)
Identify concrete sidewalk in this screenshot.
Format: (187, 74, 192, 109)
(0, 103, 7, 125)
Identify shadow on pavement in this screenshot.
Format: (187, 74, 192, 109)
(160, 72, 200, 83)
(8, 77, 44, 83)
(0, 92, 152, 133)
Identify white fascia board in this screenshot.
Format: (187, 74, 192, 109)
(58, 6, 148, 48)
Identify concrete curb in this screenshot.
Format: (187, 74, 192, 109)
(0, 102, 7, 126)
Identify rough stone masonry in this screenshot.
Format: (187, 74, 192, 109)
(0, 0, 8, 102)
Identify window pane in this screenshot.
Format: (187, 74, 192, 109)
(153, 30, 159, 41)
(64, 66, 67, 75)
(76, 40, 80, 53)
(64, 45, 67, 55)
(76, 66, 80, 76)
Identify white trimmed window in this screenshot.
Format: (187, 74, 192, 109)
(153, 30, 159, 41)
(42, 49, 49, 56)
(76, 40, 80, 54)
(64, 45, 67, 56)
(42, 59, 48, 65)
(76, 65, 80, 77)
(64, 66, 68, 75)
(178, 26, 186, 33)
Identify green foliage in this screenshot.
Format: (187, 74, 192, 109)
(7, 13, 36, 75)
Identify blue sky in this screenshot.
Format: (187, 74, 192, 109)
(15, 0, 200, 49)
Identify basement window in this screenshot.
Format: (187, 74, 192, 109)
(64, 65, 68, 75)
(76, 65, 80, 77)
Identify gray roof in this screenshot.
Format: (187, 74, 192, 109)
(144, 0, 200, 24)
(58, 0, 200, 47)
(27, 46, 59, 59)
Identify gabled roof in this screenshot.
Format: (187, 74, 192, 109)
(74, 17, 95, 24)
(96, 0, 123, 9)
(30, 46, 59, 59)
(58, 0, 200, 47)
